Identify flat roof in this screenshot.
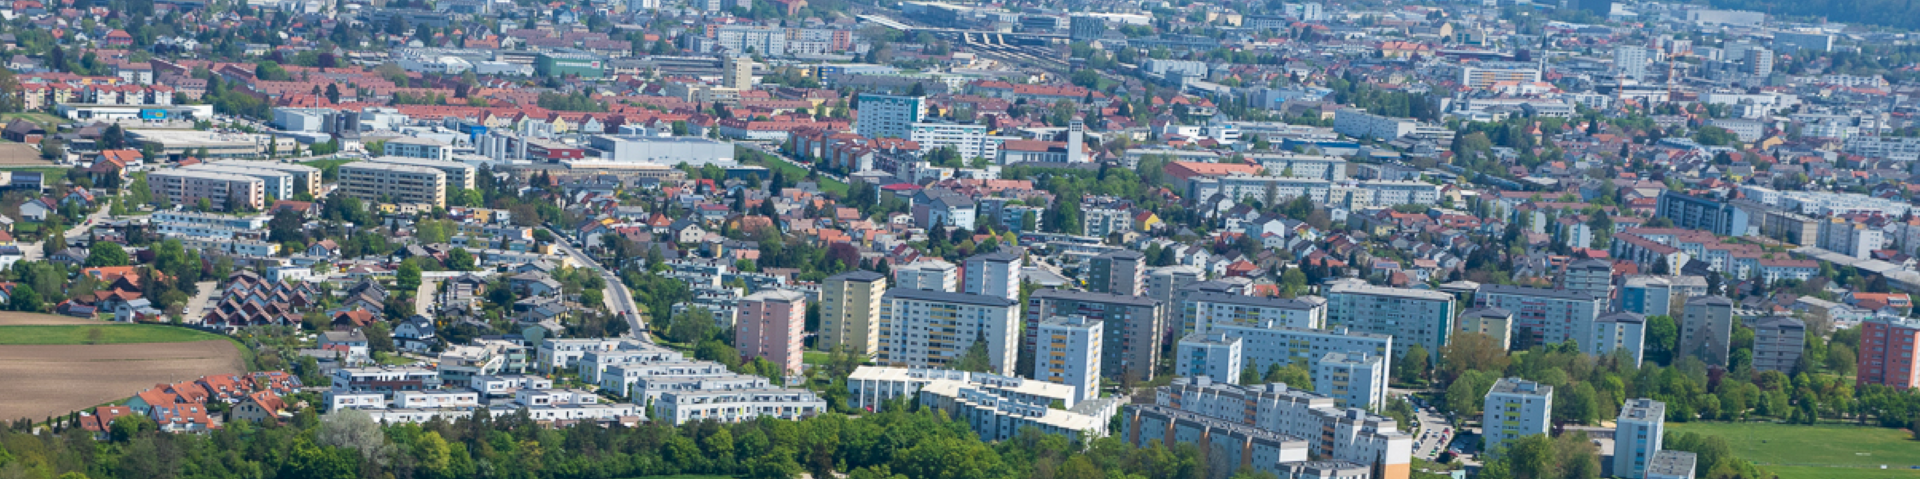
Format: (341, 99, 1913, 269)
(883, 288, 1017, 307)
(1327, 281, 1454, 301)
(149, 169, 265, 184)
(1476, 284, 1604, 301)
(340, 162, 447, 176)
(1031, 288, 1160, 306)
(370, 156, 477, 170)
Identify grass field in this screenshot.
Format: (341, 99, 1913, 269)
(0, 146, 57, 167)
(803, 351, 830, 365)
(0, 112, 63, 129)
(1669, 422, 1920, 478)
(0, 324, 228, 345)
(737, 147, 849, 197)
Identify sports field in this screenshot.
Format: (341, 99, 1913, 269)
(1669, 422, 1920, 478)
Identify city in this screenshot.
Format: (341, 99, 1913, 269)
(0, 0, 1918, 479)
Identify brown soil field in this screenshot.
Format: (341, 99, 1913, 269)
(0, 312, 106, 326)
(0, 340, 244, 422)
(0, 144, 54, 166)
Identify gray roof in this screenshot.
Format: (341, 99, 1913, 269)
(1597, 311, 1645, 324)
(968, 250, 1020, 263)
(1096, 250, 1145, 260)
(827, 270, 886, 282)
(1462, 307, 1512, 319)
(883, 288, 1018, 307)
(1185, 291, 1325, 310)
(1476, 284, 1604, 301)
(1689, 295, 1734, 306)
(1031, 288, 1161, 306)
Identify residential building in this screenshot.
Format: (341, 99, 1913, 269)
(1174, 333, 1243, 382)
(1186, 292, 1328, 334)
(847, 366, 1079, 411)
(1481, 378, 1552, 458)
(723, 56, 753, 91)
(1680, 296, 1734, 367)
(1025, 289, 1165, 384)
(1457, 307, 1514, 350)
(1122, 404, 1311, 479)
(1559, 258, 1613, 302)
(818, 271, 886, 356)
(1178, 323, 1392, 382)
(918, 379, 1120, 442)
(876, 288, 1020, 375)
(1818, 216, 1884, 259)
(338, 162, 448, 207)
(1128, 377, 1413, 479)
(1750, 316, 1805, 373)
(147, 170, 266, 212)
(1473, 284, 1605, 350)
(854, 94, 926, 139)
(1460, 62, 1543, 89)
(1313, 352, 1386, 410)
(1859, 316, 1920, 389)
(1147, 265, 1206, 306)
(1593, 312, 1648, 366)
(1614, 399, 1667, 479)
(382, 137, 455, 161)
(1034, 315, 1102, 403)
(735, 289, 805, 374)
(1656, 191, 1751, 237)
(1325, 281, 1455, 362)
(1621, 276, 1676, 317)
(910, 122, 1007, 161)
(1087, 250, 1146, 296)
(894, 259, 958, 292)
(1647, 450, 1699, 479)
(654, 388, 825, 425)
(963, 251, 1021, 300)
(369, 156, 477, 190)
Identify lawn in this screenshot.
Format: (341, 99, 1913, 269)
(737, 147, 849, 197)
(0, 112, 62, 130)
(803, 351, 831, 365)
(0, 324, 228, 345)
(1669, 422, 1920, 478)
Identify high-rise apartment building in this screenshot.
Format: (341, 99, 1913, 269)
(1314, 352, 1386, 410)
(1457, 307, 1514, 350)
(817, 271, 886, 355)
(1179, 323, 1393, 381)
(1616, 45, 1652, 81)
(1620, 276, 1675, 316)
(963, 251, 1021, 301)
(854, 93, 925, 139)
(1088, 250, 1146, 296)
(1174, 333, 1242, 382)
(1751, 316, 1805, 373)
(1125, 377, 1412, 479)
(876, 288, 1019, 375)
(1593, 312, 1648, 366)
(147, 170, 267, 212)
(1482, 378, 1553, 458)
(1186, 292, 1328, 335)
(1656, 190, 1751, 237)
(1034, 316, 1102, 403)
(1559, 258, 1614, 302)
(723, 56, 753, 91)
(1680, 296, 1734, 366)
(894, 259, 958, 292)
(1745, 47, 1774, 76)
(1473, 284, 1605, 350)
(1147, 265, 1205, 306)
(1858, 316, 1920, 389)
(1614, 398, 1667, 479)
(1326, 281, 1455, 362)
(1025, 289, 1164, 384)
(338, 162, 448, 207)
(735, 289, 804, 374)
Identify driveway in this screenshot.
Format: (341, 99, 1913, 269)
(182, 280, 217, 324)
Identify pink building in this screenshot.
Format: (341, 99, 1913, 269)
(736, 289, 806, 374)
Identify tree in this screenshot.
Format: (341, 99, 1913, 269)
(325, 83, 341, 104)
(8, 283, 40, 312)
(1440, 332, 1510, 382)
(952, 332, 994, 372)
(316, 408, 395, 467)
(102, 124, 126, 150)
(668, 306, 716, 344)
(86, 242, 131, 267)
(396, 260, 422, 291)
(1398, 345, 1430, 385)
(446, 248, 476, 271)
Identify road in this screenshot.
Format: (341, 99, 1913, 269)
(1392, 388, 1456, 461)
(547, 229, 649, 341)
(182, 280, 217, 324)
(414, 277, 438, 317)
(22, 206, 113, 261)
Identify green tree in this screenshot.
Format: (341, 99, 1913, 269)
(9, 283, 41, 312)
(396, 260, 422, 291)
(86, 241, 131, 267)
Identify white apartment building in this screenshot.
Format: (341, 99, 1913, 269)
(1359, 180, 1443, 206)
(338, 162, 448, 207)
(575, 345, 688, 383)
(1180, 323, 1393, 382)
(383, 137, 455, 161)
(1313, 352, 1386, 410)
(1247, 153, 1348, 181)
(847, 366, 1079, 411)
(963, 251, 1022, 301)
(370, 156, 478, 190)
(876, 288, 1020, 375)
(1614, 398, 1667, 479)
(1147, 265, 1206, 307)
(1460, 63, 1543, 89)
(1818, 216, 1886, 259)
(1616, 45, 1652, 81)
(150, 211, 268, 239)
(1136, 377, 1412, 479)
(147, 170, 266, 212)
(1482, 377, 1553, 458)
(894, 259, 959, 292)
(1034, 316, 1102, 403)
(652, 388, 825, 425)
(918, 381, 1118, 442)
(1333, 108, 1416, 140)
(1185, 292, 1327, 334)
(1324, 281, 1456, 362)
(1175, 333, 1243, 382)
(909, 122, 1010, 161)
(535, 338, 635, 373)
(180, 164, 296, 200)
(1593, 312, 1648, 366)
(854, 94, 926, 140)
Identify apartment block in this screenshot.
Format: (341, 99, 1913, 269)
(1183, 322, 1392, 380)
(1088, 250, 1146, 296)
(1481, 377, 1552, 458)
(894, 259, 958, 292)
(338, 162, 448, 207)
(818, 271, 886, 355)
(1473, 284, 1605, 350)
(1614, 398, 1666, 479)
(854, 93, 926, 139)
(876, 288, 1020, 375)
(1174, 333, 1243, 382)
(1325, 281, 1454, 362)
(1034, 316, 1102, 403)
(1133, 377, 1413, 479)
(1147, 265, 1206, 306)
(147, 170, 266, 212)
(1024, 289, 1165, 383)
(382, 137, 455, 161)
(1313, 352, 1386, 410)
(1680, 296, 1734, 367)
(1457, 307, 1514, 350)
(1858, 316, 1920, 389)
(1647, 450, 1698, 479)
(735, 289, 805, 374)
(847, 366, 1079, 411)
(369, 155, 478, 190)
(1750, 316, 1805, 373)
(1186, 292, 1327, 335)
(1655, 190, 1751, 237)
(1593, 312, 1648, 366)
(1123, 404, 1312, 479)
(180, 163, 295, 201)
(918, 380, 1121, 442)
(963, 251, 1021, 301)
(654, 388, 825, 425)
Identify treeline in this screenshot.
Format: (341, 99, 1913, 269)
(1707, 0, 1920, 31)
(0, 399, 1230, 479)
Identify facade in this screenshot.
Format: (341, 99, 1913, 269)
(1186, 292, 1327, 335)
(1614, 398, 1667, 479)
(847, 366, 1079, 411)
(382, 137, 455, 161)
(535, 52, 606, 78)
(1174, 333, 1243, 382)
(586, 135, 736, 167)
(735, 290, 805, 374)
(1656, 191, 1751, 237)
(1621, 276, 1675, 316)
(1025, 289, 1165, 384)
(894, 259, 959, 292)
(653, 388, 824, 425)
(818, 271, 886, 356)
(1313, 352, 1386, 410)
(963, 251, 1021, 300)
(1088, 250, 1146, 296)
(876, 288, 1020, 375)
(854, 94, 926, 139)
(909, 122, 1007, 161)
(337, 162, 448, 207)
(1123, 404, 1311, 479)
(1034, 315, 1102, 403)
(1481, 377, 1552, 458)
(1325, 281, 1454, 362)
(1179, 323, 1392, 383)
(1147, 265, 1206, 307)
(369, 156, 478, 190)
(1859, 316, 1920, 389)
(1130, 377, 1413, 479)
(1456, 307, 1514, 350)
(1473, 284, 1605, 350)
(1750, 316, 1805, 373)
(1460, 63, 1543, 89)
(1817, 216, 1884, 259)
(179, 164, 295, 200)
(1559, 258, 1613, 301)
(1592, 312, 1648, 366)
(147, 170, 266, 212)
(722, 56, 753, 91)
(917, 380, 1118, 442)
(1680, 296, 1734, 367)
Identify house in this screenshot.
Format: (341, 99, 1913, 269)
(393, 315, 437, 352)
(667, 219, 706, 243)
(230, 390, 287, 423)
(319, 329, 372, 365)
(509, 271, 562, 296)
(331, 310, 378, 330)
(151, 404, 215, 433)
(112, 298, 162, 322)
(19, 197, 54, 221)
(79, 406, 137, 440)
(306, 239, 340, 257)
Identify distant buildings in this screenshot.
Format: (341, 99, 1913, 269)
(1481, 377, 1552, 458)
(854, 93, 926, 140)
(1176, 323, 1391, 385)
(1024, 289, 1165, 384)
(1656, 191, 1750, 237)
(1122, 377, 1412, 479)
(1473, 284, 1604, 350)
(338, 162, 447, 207)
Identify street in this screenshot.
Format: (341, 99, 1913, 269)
(22, 206, 111, 261)
(546, 229, 650, 341)
(1392, 388, 1457, 462)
